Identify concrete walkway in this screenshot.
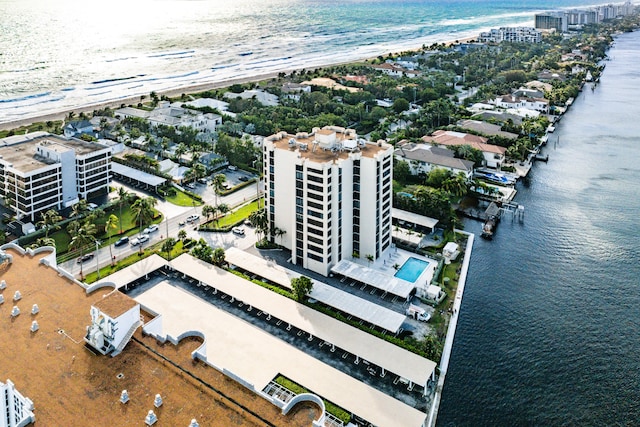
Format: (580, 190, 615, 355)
(426, 230, 474, 427)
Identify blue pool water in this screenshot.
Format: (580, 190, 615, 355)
(394, 257, 428, 283)
(397, 192, 415, 199)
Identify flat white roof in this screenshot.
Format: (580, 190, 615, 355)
(135, 282, 427, 427)
(225, 248, 406, 333)
(96, 254, 167, 288)
(111, 162, 167, 186)
(331, 260, 416, 299)
(170, 254, 436, 387)
(392, 208, 439, 230)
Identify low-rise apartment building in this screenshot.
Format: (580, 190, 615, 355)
(0, 132, 111, 221)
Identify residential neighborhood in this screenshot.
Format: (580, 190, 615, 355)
(0, 5, 637, 426)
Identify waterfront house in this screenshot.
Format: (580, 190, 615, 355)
(494, 94, 549, 114)
(115, 102, 222, 133)
(223, 89, 279, 106)
(422, 130, 506, 169)
(456, 119, 518, 140)
(63, 119, 95, 139)
(394, 141, 474, 179)
(280, 82, 311, 102)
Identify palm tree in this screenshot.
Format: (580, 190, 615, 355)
(212, 247, 226, 266)
(216, 204, 229, 226)
(71, 200, 89, 219)
(37, 209, 62, 238)
(162, 238, 177, 261)
(177, 229, 187, 242)
(201, 204, 217, 222)
(117, 187, 130, 233)
(192, 162, 207, 180)
(365, 254, 374, 267)
(105, 214, 119, 266)
(272, 226, 286, 246)
(248, 208, 268, 242)
(210, 174, 227, 208)
(69, 223, 97, 280)
(175, 143, 188, 163)
(130, 196, 158, 252)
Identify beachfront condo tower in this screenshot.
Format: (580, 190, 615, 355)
(263, 126, 393, 276)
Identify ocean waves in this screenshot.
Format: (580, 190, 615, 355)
(0, 0, 602, 124)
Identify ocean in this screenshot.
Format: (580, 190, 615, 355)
(437, 31, 640, 426)
(1, 0, 603, 124)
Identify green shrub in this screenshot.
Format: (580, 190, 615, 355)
(273, 376, 351, 424)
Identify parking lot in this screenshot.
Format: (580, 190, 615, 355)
(122, 268, 433, 412)
(186, 168, 258, 205)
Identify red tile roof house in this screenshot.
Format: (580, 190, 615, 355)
(421, 130, 507, 169)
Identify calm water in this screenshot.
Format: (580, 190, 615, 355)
(438, 31, 640, 426)
(0, 0, 600, 123)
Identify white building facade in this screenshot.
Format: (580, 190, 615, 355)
(0, 133, 111, 221)
(478, 27, 542, 43)
(264, 127, 393, 276)
(85, 290, 141, 357)
(0, 379, 35, 427)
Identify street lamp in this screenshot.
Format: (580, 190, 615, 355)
(95, 240, 101, 279)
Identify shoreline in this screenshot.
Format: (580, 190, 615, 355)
(0, 37, 476, 132)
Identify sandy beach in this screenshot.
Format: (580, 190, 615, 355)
(0, 36, 476, 133)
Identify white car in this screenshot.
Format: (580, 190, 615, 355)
(232, 227, 245, 236)
(186, 214, 200, 223)
(143, 224, 159, 234)
(129, 237, 141, 246)
(138, 234, 150, 244)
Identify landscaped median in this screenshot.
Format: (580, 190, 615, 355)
(83, 239, 190, 283)
(197, 200, 260, 232)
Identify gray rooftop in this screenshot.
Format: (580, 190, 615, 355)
(136, 281, 427, 427)
(395, 143, 475, 172)
(111, 162, 167, 186)
(170, 254, 436, 387)
(392, 208, 440, 230)
(225, 247, 406, 333)
(0, 132, 108, 173)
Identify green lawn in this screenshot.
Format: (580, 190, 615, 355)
(50, 203, 162, 262)
(166, 189, 203, 207)
(201, 200, 260, 230)
(84, 239, 189, 283)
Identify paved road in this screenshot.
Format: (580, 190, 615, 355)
(61, 182, 261, 279)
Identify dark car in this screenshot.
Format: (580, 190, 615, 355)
(114, 236, 129, 247)
(239, 176, 249, 182)
(76, 253, 95, 264)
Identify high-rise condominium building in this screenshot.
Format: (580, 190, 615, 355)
(263, 126, 393, 276)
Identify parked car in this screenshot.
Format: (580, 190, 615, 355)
(232, 227, 245, 236)
(197, 178, 207, 184)
(143, 224, 159, 234)
(228, 165, 237, 171)
(186, 214, 200, 223)
(186, 182, 196, 189)
(114, 236, 129, 247)
(76, 253, 94, 264)
(239, 176, 249, 182)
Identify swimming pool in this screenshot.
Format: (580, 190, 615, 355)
(394, 257, 429, 283)
(397, 192, 416, 200)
